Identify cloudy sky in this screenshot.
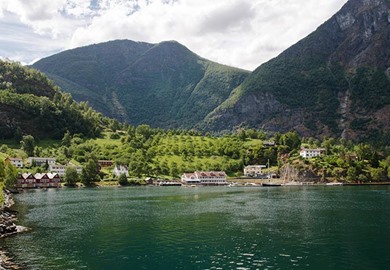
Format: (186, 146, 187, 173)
(0, 0, 348, 70)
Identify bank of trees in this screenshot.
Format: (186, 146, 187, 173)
(292, 138, 390, 182)
(1, 123, 389, 183)
(0, 159, 18, 188)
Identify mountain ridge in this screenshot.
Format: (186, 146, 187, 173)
(32, 0, 390, 143)
(203, 0, 390, 142)
(33, 40, 249, 127)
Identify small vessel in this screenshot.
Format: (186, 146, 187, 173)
(262, 183, 281, 187)
(326, 182, 343, 186)
(159, 181, 182, 186)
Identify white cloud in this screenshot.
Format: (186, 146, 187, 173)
(0, 0, 348, 70)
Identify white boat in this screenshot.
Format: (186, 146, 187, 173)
(326, 182, 343, 186)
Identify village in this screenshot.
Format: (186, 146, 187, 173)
(4, 147, 328, 189)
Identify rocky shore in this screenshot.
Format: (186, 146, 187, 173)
(0, 190, 29, 270)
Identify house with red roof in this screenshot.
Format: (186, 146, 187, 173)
(16, 173, 61, 189)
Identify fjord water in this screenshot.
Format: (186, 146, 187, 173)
(2, 186, 390, 269)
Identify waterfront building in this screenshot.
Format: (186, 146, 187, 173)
(244, 165, 266, 177)
(16, 173, 61, 189)
(181, 171, 228, 185)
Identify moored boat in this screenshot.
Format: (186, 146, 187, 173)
(262, 183, 282, 187)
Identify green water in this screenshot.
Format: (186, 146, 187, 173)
(2, 186, 390, 269)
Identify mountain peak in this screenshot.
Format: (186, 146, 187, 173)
(203, 0, 390, 142)
(33, 39, 249, 128)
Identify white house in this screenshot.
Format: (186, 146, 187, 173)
(28, 157, 56, 166)
(300, 148, 326, 158)
(244, 165, 266, 176)
(113, 165, 129, 177)
(181, 171, 228, 185)
(5, 157, 24, 168)
(49, 164, 67, 176)
(49, 163, 83, 176)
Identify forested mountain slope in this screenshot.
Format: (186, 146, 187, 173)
(203, 0, 390, 142)
(33, 40, 249, 129)
(0, 60, 103, 139)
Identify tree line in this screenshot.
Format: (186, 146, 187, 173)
(2, 124, 388, 184)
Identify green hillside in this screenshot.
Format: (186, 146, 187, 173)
(33, 40, 249, 128)
(0, 60, 104, 139)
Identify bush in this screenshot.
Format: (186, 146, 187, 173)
(118, 173, 128, 186)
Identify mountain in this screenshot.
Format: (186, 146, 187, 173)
(0, 60, 103, 139)
(33, 40, 249, 129)
(203, 0, 390, 142)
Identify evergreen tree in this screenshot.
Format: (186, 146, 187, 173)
(62, 131, 72, 147)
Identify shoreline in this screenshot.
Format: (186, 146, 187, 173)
(0, 190, 30, 270)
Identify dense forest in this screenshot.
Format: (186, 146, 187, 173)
(0, 60, 105, 139)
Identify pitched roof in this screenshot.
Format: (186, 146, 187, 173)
(21, 173, 34, 179)
(182, 173, 196, 178)
(7, 157, 23, 161)
(47, 173, 60, 179)
(195, 171, 227, 177)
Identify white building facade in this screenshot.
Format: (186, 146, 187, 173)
(181, 171, 228, 185)
(113, 165, 129, 177)
(244, 165, 266, 176)
(300, 148, 325, 158)
(28, 157, 56, 166)
(6, 158, 24, 168)
(49, 164, 67, 176)
(49, 163, 83, 176)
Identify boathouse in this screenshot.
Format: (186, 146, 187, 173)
(16, 173, 62, 189)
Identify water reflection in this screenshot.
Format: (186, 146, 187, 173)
(2, 186, 390, 269)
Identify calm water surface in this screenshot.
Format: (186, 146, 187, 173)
(2, 186, 390, 269)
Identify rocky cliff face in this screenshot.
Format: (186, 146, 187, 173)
(330, 0, 390, 69)
(204, 0, 390, 142)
